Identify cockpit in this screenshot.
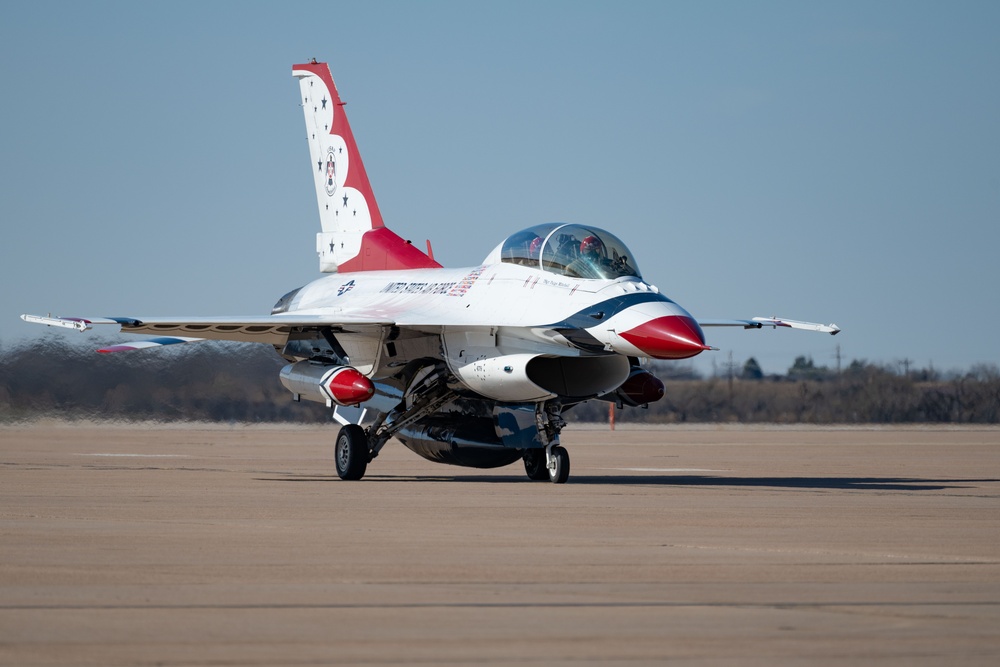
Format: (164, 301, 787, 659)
(494, 223, 642, 280)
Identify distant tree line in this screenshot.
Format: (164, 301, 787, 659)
(575, 356, 1000, 424)
(0, 336, 329, 423)
(2, 339, 998, 424)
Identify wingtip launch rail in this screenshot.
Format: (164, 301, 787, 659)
(699, 317, 841, 335)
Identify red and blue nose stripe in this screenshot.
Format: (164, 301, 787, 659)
(619, 315, 711, 359)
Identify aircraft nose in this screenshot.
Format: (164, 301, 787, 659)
(618, 315, 711, 360)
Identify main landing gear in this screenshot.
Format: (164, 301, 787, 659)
(523, 450, 549, 480)
(334, 375, 572, 484)
(335, 424, 368, 480)
(334, 362, 455, 481)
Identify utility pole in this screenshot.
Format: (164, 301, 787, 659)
(727, 350, 734, 402)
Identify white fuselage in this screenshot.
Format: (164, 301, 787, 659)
(278, 260, 702, 405)
(286, 263, 689, 350)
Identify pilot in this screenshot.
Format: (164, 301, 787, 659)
(528, 236, 543, 259)
(565, 235, 607, 279)
(503, 231, 543, 266)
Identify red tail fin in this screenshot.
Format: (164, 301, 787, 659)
(292, 62, 441, 272)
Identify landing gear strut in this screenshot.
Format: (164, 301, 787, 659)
(333, 362, 456, 481)
(532, 400, 570, 484)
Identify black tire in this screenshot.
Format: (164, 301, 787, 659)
(335, 424, 369, 481)
(523, 449, 549, 481)
(548, 446, 570, 484)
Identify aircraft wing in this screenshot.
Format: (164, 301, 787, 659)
(698, 317, 840, 335)
(20, 313, 394, 350)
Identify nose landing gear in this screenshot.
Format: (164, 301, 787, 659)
(546, 444, 570, 484)
(522, 400, 570, 484)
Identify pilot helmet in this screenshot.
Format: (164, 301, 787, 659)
(580, 235, 605, 257)
(528, 236, 543, 257)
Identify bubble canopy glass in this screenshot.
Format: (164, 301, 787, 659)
(497, 223, 642, 280)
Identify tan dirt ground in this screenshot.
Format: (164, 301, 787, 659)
(1, 422, 999, 666)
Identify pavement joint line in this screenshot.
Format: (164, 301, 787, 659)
(3, 601, 1000, 611)
(604, 467, 730, 472)
(74, 453, 192, 458)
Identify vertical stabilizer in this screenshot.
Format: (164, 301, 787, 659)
(292, 62, 440, 272)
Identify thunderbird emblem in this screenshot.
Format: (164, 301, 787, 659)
(337, 280, 355, 297)
(324, 147, 337, 196)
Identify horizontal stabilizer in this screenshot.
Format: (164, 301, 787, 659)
(98, 337, 203, 354)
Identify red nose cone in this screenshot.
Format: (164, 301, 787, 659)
(619, 315, 711, 360)
(324, 367, 376, 406)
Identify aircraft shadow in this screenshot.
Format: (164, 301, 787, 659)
(562, 474, 998, 491)
(256, 473, 999, 491)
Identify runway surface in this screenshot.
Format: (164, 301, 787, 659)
(1, 422, 999, 665)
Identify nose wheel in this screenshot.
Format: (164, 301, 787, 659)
(546, 445, 570, 484)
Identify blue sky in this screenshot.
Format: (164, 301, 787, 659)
(2, 1, 998, 374)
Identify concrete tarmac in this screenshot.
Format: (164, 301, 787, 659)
(1, 422, 999, 666)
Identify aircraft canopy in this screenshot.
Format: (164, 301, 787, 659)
(497, 223, 642, 280)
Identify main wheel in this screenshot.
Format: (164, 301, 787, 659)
(523, 449, 549, 481)
(335, 424, 369, 481)
(548, 446, 570, 484)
